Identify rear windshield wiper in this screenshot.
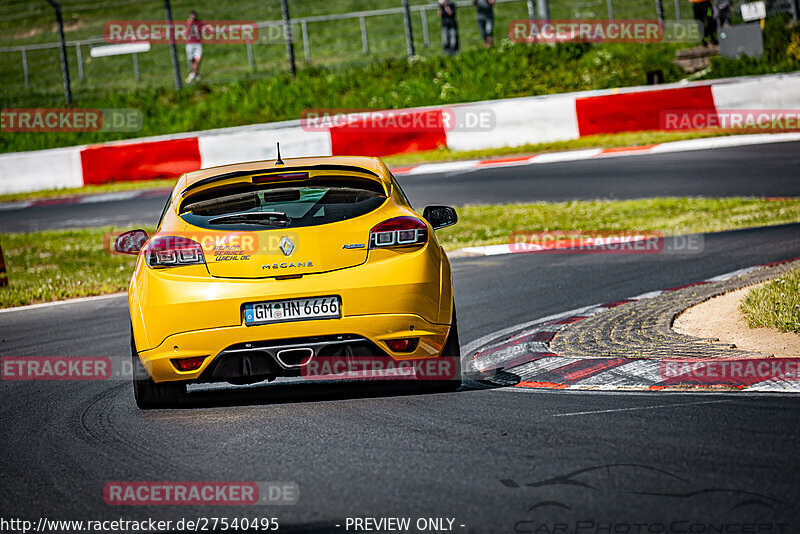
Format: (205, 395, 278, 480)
(208, 211, 290, 227)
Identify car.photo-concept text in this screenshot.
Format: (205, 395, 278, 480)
(114, 156, 461, 409)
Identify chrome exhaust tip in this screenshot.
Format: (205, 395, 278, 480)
(275, 347, 314, 368)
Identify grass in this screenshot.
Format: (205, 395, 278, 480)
(436, 197, 800, 250)
(1, 41, 689, 153)
(0, 179, 177, 203)
(0, 129, 752, 203)
(2, 197, 799, 308)
(0, 0, 678, 97)
(0, 226, 154, 308)
(741, 267, 800, 334)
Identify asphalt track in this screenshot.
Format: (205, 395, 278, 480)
(2, 141, 800, 233)
(2, 145, 800, 531)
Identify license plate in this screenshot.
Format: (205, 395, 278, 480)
(244, 296, 341, 325)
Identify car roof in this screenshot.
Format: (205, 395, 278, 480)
(180, 155, 389, 195)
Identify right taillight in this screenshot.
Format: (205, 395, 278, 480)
(370, 217, 428, 249)
(144, 236, 205, 268)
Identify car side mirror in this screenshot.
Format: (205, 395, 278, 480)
(114, 229, 149, 255)
(423, 205, 458, 230)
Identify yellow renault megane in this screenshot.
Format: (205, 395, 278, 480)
(115, 155, 461, 409)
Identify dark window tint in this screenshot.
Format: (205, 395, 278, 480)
(179, 176, 386, 231)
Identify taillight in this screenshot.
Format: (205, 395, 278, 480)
(171, 356, 206, 372)
(370, 217, 428, 248)
(386, 338, 419, 352)
(144, 236, 205, 268)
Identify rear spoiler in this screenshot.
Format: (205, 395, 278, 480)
(181, 164, 380, 196)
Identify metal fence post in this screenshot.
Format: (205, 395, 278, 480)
(537, 0, 550, 20)
(164, 0, 182, 90)
(420, 9, 430, 47)
(790, 0, 798, 22)
(607, 0, 614, 20)
(527, 0, 536, 20)
(360, 15, 369, 54)
(133, 52, 140, 80)
(655, 0, 665, 23)
(21, 48, 30, 86)
(301, 20, 310, 61)
(402, 0, 415, 57)
(46, 0, 72, 104)
(76, 43, 85, 82)
(281, 0, 296, 77)
(674, 0, 681, 20)
(246, 40, 255, 69)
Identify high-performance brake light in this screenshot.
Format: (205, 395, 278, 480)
(369, 217, 428, 249)
(144, 236, 205, 268)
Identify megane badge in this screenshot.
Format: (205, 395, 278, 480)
(279, 237, 295, 256)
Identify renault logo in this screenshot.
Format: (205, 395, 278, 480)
(279, 236, 295, 256)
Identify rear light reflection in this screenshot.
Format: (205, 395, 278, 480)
(171, 356, 207, 372)
(145, 236, 205, 268)
(370, 217, 428, 249)
(385, 338, 419, 353)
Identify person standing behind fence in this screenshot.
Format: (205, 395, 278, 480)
(473, 0, 495, 48)
(689, 0, 717, 47)
(438, 0, 459, 56)
(185, 10, 204, 83)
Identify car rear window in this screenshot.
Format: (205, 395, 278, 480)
(179, 174, 386, 231)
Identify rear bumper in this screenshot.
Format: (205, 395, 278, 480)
(138, 313, 450, 383)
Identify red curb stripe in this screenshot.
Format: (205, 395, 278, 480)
(526, 358, 631, 386)
(664, 281, 712, 291)
(552, 316, 587, 325)
(515, 381, 570, 389)
(475, 155, 533, 166)
(597, 144, 657, 155)
(529, 331, 557, 342)
(30, 198, 80, 207)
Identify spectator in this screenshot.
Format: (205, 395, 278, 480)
(689, 0, 717, 47)
(715, 0, 733, 29)
(473, 0, 495, 48)
(185, 10, 203, 83)
(438, 0, 459, 56)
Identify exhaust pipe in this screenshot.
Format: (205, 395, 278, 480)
(275, 347, 314, 368)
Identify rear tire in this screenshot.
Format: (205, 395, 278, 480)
(131, 329, 186, 409)
(421, 305, 462, 392)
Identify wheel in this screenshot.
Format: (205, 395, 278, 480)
(421, 304, 462, 392)
(131, 327, 186, 409)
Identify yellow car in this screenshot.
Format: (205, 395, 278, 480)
(115, 155, 461, 409)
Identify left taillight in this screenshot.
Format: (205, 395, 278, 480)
(144, 236, 205, 268)
(370, 216, 428, 249)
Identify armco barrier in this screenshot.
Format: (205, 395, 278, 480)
(1, 73, 799, 194)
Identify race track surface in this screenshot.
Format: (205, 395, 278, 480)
(2, 223, 800, 530)
(3, 140, 799, 233)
